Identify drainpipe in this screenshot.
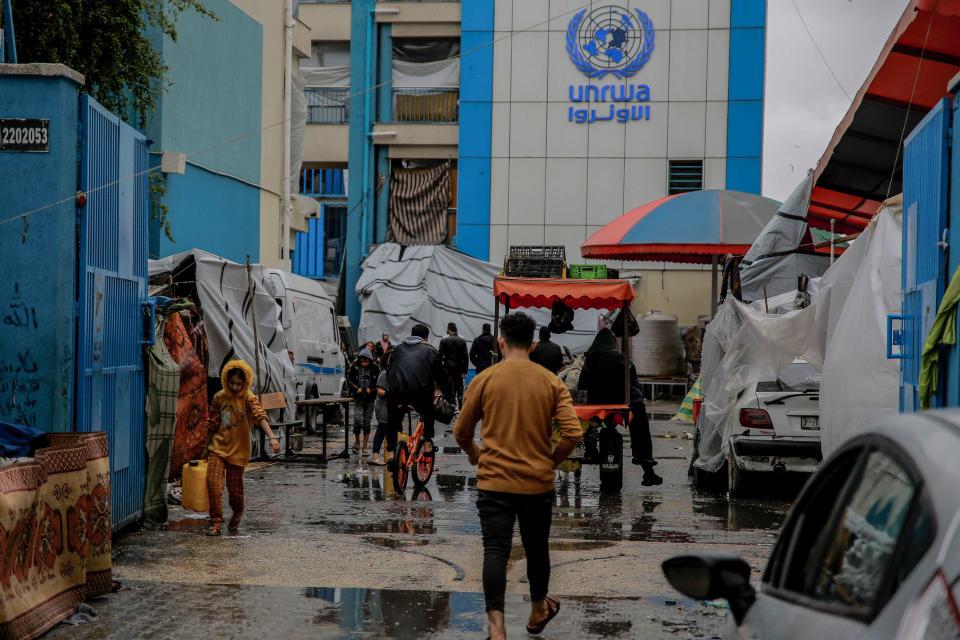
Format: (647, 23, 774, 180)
(361, 7, 399, 259)
(830, 219, 835, 265)
(282, 0, 293, 269)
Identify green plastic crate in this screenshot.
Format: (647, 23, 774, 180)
(568, 264, 607, 279)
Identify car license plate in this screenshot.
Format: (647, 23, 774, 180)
(801, 416, 820, 430)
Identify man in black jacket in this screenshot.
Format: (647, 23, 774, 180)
(529, 327, 563, 374)
(439, 322, 469, 407)
(385, 324, 454, 464)
(470, 323, 496, 373)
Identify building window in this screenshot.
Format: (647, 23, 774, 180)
(293, 204, 347, 278)
(300, 169, 346, 196)
(668, 160, 704, 195)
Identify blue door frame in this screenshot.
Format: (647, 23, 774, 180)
(76, 95, 149, 531)
(901, 97, 952, 412)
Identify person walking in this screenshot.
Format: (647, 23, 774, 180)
(204, 360, 281, 536)
(470, 323, 496, 373)
(455, 312, 581, 639)
(529, 326, 564, 374)
(439, 322, 469, 408)
(385, 324, 454, 464)
(374, 332, 392, 363)
(346, 347, 379, 455)
(577, 327, 662, 486)
(369, 350, 392, 466)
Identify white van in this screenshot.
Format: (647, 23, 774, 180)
(266, 270, 346, 402)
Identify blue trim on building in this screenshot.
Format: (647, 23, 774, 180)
(346, 0, 375, 326)
(725, 0, 766, 194)
(457, 0, 494, 261)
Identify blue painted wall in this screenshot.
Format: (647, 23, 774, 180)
(457, 0, 494, 261)
(0, 69, 81, 432)
(726, 0, 766, 194)
(150, 161, 261, 263)
(146, 0, 263, 259)
(346, 0, 376, 325)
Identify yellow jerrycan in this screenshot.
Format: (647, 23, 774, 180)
(181, 459, 209, 512)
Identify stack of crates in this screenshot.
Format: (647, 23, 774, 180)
(505, 246, 565, 278)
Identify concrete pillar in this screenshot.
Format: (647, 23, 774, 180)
(0, 64, 84, 432)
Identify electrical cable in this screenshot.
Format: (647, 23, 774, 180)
(789, 0, 852, 101)
(884, 0, 938, 201)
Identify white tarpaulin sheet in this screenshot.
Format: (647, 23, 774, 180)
(300, 65, 350, 87)
(392, 58, 460, 88)
(356, 244, 602, 359)
(740, 172, 831, 301)
(696, 202, 903, 470)
(816, 203, 902, 456)
(695, 300, 822, 473)
(149, 250, 296, 414)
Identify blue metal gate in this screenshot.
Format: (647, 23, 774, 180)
(77, 95, 149, 530)
(901, 97, 952, 411)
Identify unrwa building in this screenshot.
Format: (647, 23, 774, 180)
(295, 0, 766, 326)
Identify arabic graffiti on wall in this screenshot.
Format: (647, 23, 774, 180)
(0, 283, 43, 428)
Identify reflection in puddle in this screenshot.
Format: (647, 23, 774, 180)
(302, 587, 483, 637)
(362, 535, 432, 548)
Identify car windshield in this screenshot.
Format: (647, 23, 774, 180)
(757, 362, 821, 393)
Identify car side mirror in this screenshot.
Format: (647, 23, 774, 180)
(662, 553, 756, 625)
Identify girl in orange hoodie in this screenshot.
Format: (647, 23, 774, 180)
(204, 359, 280, 536)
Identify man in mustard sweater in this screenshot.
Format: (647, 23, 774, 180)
(455, 312, 582, 639)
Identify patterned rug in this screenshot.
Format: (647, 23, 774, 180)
(0, 432, 111, 640)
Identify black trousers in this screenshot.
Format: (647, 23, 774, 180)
(629, 400, 653, 463)
(446, 366, 464, 407)
(477, 489, 555, 612)
(385, 392, 435, 454)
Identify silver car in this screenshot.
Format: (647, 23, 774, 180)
(728, 359, 822, 497)
(664, 410, 960, 639)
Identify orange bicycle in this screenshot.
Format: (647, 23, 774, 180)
(392, 404, 436, 493)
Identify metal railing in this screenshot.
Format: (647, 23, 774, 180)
(391, 88, 459, 123)
(300, 168, 346, 196)
(305, 87, 350, 124)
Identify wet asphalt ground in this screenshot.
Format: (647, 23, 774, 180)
(46, 406, 799, 639)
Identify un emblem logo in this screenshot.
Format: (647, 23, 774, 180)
(566, 6, 655, 79)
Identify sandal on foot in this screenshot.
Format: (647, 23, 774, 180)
(204, 525, 221, 536)
(352, 445, 360, 454)
(526, 595, 560, 635)
(369, 458, 385, 466)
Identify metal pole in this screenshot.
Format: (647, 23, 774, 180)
(493, 298, 501, 361)
(2, 0, 17, 63)
(710, 255, 719, 317)
(246, 255, 262, 395)
(281, 0, 293, 267)
(622, 301, 630, 406)
(830, 219, 836, 265)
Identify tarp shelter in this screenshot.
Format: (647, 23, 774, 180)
(738, 172, 833, 301)
(356, 244, 604, 356)
(815, 200, 903, 456)
(809, 0, 960, 232)
(148, 250, 296, 414)
(694, 200, 904, 472)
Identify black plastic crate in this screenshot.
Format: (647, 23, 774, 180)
(509, 245, 566, 260)
(505, 258, 564, 278)
(606, 268, 620, 279)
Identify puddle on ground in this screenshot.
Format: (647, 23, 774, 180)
(362, 535, 432, 548)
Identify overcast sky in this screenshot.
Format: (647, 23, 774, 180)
(763, 0, 909, 200)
